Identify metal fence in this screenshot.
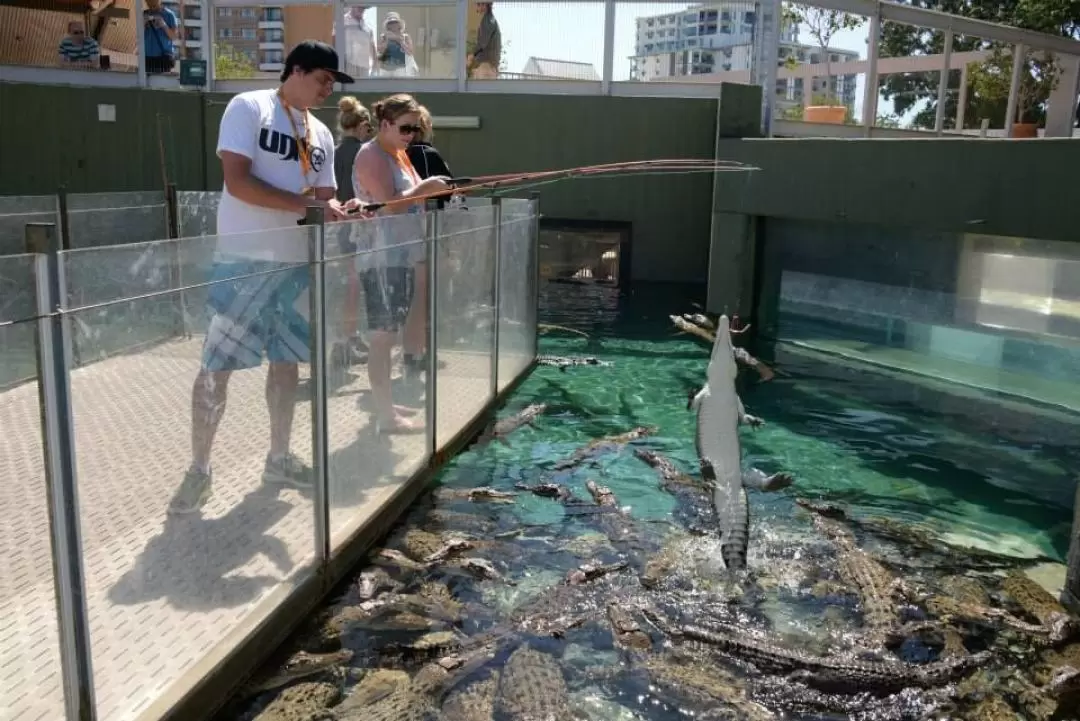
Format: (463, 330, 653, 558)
(0, 196, 539, 721)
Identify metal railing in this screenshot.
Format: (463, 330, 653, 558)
(0, 196, 540, 721)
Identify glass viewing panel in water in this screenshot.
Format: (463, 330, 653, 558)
(540, 226, 622, 286)
(762, 218, 1080, 414)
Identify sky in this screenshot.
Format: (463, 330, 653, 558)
(362, 2, 889, 120)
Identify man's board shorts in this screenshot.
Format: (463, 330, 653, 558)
(362, 266, 414, 333)
(201, 260, 310, 371)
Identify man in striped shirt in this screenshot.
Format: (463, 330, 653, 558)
(58, 21, 100, 66)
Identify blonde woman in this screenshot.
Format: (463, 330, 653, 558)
(352, 94, 450, 433)
(332, 96, 375, 368)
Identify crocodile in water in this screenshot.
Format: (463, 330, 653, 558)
(493, 645, 573, 721)
(642, 608, 987, 695)
(1001, 570, 1079, 644)
(811, 515, 903, 646)
(536, 355, 613, 371)
(238, 649, 353, 699)
(250, 680, 342, 721)
(476, 403, 547, 446)
(551, 425, 656, 471)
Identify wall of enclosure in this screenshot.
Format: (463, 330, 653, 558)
(709, 138, 1080, 402)
(0, 198, 539, 721)
(0, 82, 718, 283)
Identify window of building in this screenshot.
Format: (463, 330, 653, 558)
(262, 8, 283, 22)
(217, 7, 230, 17)
(262, 49, 284, 63)
(263, 29, 284, 42)
(241, 8, 255, 17)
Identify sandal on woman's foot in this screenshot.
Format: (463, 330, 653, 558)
(393, 404, 421, 417)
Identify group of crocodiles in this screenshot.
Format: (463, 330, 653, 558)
(223, 314, 1079, 721)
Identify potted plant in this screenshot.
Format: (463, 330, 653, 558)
(783, 3, 864, 124)
(969, 47, 1060, 137)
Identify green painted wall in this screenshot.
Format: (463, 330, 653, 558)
(713, 138, 1080, 243)
(1, 83, 720, 282)
(0, 82, 206, 195)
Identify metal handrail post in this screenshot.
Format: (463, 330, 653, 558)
(490, 197, 502, 396)
(304, 206, 331, 563)
(25, 222, 97, 721)
(426, 200, 440, 457)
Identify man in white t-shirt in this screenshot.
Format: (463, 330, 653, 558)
(333, 5, 375, 79)
(169, 40, 360, 515)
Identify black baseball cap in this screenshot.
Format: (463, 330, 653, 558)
(282, 40, 355, 84)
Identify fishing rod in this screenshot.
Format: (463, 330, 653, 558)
(334, 158, 758, 216)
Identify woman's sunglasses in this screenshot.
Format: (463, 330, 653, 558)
(398, 124, 423, 135)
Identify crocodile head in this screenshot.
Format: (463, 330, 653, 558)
(1049, 665, 1080, 699)
(707, 315, 737, 386)
(1048, 611, 1080, 645)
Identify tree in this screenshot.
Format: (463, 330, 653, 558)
(214, 43, 257, 80)
(783, 4, 865, 107)
(968, 47, 1061, 124)
(879, 0, 1079, 130)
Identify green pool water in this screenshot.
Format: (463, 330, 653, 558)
(439, 281, 1074, 564)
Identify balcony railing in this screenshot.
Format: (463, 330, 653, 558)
(0, 189, 539, 721)
(0, 0, 1076, 132)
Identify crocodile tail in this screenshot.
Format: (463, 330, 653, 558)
(720, 488, 750, 571)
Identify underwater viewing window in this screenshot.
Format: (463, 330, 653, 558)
(760, 218, 1080, 413)
(538, 220, 629, 288)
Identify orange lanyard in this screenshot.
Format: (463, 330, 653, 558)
(277, 90, 313, 187)
(378, 137, 422, 204)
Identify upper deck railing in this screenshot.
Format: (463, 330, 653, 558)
(1, 0, 1077, 136)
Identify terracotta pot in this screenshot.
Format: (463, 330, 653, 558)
(1010, 122, 1038, 138)
(803, 105, 847, 124)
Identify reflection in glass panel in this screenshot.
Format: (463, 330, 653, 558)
(539, 226, 621, 286)
(766, 218, 1080, 412)
(473, 1, 604, 80)
(496, 206, 537, 391)
(0, 195, 57, 256)
(436, 205, 497, 449)
(214, 1, 335, 80)
(61, 227, 319, 721)
(0, 256, 66, 721)
(0, 3, 137, 73)
(321, 215, 432, 543)
(340, 3, 459, 80)
(66, 191, 169, 249)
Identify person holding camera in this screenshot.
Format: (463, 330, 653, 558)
(143, 0, 178, 74)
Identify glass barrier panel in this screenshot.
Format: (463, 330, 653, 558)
(66, 191, 169, 249)
(340, 4, 459, 80)
(435, 205, 496, 449)
(474, 1, 604, 81)
(62, 225, 318, 721)
(177, 191, 222, 238)
(63, 239, 185, 364)
(614, 1, 757, 85)
(0, 2, 139, 74)
(212, 2, 334, 82)
(0, 252, 41, 388)
(496, 210, 535, 391)
(0, 254, 67, 721)
(322, 216, 431, 543)
(763, 218, 1080, 414)
(0, 195, 57, 256)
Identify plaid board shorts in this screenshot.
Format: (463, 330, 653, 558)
(201, 260, 311, 371)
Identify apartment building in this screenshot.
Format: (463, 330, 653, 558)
(172, 1, 328, 74)
(631, 2, 858, 109)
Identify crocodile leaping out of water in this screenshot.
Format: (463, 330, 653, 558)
(536, 355, 613, 371)
(693, 314, 794, 571)
(641, 608, 988, 695)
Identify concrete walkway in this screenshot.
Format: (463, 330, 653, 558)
(0, 337, 510, 721)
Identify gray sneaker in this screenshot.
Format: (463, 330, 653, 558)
(168, 466, 212, 514)
(262, 453, 314, 488)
